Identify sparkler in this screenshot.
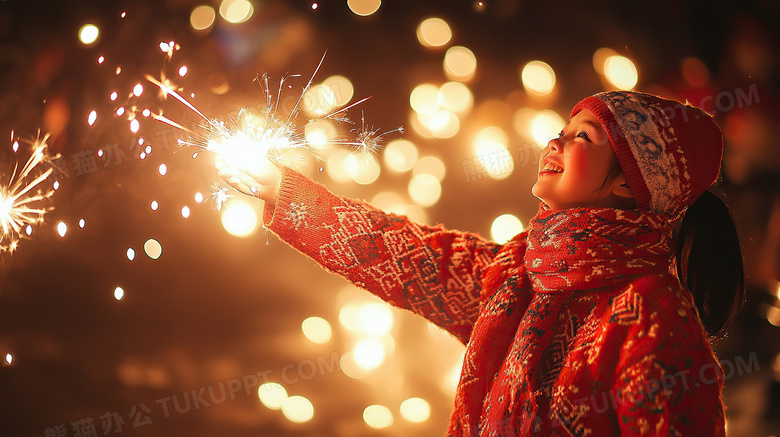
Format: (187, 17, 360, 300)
(0, 133, 57, 253)
(144, 52, 402, 209)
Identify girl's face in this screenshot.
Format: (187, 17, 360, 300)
(532, 109, 626, 211)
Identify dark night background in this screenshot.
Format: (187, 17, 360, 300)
(0, 0, 779, 436)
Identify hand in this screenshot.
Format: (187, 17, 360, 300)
(216, 156, 282, 210)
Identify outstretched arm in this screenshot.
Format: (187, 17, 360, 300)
(219, 161, 501, 344)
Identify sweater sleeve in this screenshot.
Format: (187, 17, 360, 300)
(262, 168, 502, 344)
(608, 276, 726, 436)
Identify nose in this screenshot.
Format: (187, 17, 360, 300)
(547, 137, 562, 153)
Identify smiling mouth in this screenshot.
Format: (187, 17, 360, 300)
(541, 162, 563, 173)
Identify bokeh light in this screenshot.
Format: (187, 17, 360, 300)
(682, 57, 710, 87)
(344, 153, 380, 185)
(219, 0, 254, 24)
(521, 61, 556, 95)
(357, 303, 393, 335)
(126, 248, 135, 261)
(417, 17, 452, 48)
(190, 5, 216, 31)
(491, 214, 524, 244)
(444, 46, 477, 81)
(347, 0, 381, 16)
(281, 396, 314, 423)
(363, 404, 394, 429)
(604, 55, 638, 90)
(474, 126, 513, 180)
(412, 156, 446, 181)
(5, 354, 12, 365)
(181, 206, 190, 218)
(57, 221, 67, 237)
(353, 338, 385, 369)
(400, 397, 431, 423)
(305, 120, 337, 150)
(114, 287, 124, 301)
(383, 139, 418, 173)
(340, 352, 369, 379)
(301, 316, 332, 344)
(322, 75, 354, 108)
(439, 81, 473, 113)
(78, 24, 99, 45)
(410, 83, 440, 115)
(592, 47, 617, 75)
(143, 239, 162, 260)
(258, 382, 287, 410)
(220, 199, 259, 237)
(530, 110, 565, 147)
(408, 173, 442, 207)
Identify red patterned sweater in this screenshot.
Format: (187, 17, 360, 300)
(264, 168, 726, 436)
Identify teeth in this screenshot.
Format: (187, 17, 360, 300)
(543, 163, 563, 173)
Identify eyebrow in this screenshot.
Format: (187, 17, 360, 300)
(563, 120, 603, 131)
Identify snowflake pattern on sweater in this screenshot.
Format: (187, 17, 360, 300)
(264, 168, 726, 436)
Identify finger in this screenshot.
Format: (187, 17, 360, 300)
(227, 176, 257, 197)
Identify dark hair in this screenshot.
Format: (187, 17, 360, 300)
(675, 190, 745, 342)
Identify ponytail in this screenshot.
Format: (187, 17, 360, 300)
(675, 190, 745, 342)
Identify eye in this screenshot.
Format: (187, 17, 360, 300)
(576, 131, 592, 142)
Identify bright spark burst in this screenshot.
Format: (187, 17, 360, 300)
(0, 134, 57, 253)
(207, 183, 232, 211)
(144, 52, 402, 204)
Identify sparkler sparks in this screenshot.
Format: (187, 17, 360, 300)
(0, 134, 57, 253)
(143, 51, 401, 209)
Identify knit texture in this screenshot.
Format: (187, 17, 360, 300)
(265, 168, 726, 436)
(572, 91, 723, 219)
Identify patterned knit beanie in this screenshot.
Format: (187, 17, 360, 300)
(571, 91, 723, 219)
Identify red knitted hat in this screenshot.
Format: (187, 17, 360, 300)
(571, 91, 723, 218)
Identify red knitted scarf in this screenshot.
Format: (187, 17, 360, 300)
(449, 207, 673, 435)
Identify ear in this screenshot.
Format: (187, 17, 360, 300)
(611, 174, 634, 199)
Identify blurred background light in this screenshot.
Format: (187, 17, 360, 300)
(220, 198, 259, 237)
(347, 0, 382, 16)
(412, 156, 446, 181)
(143, 239, 162, 260)
(530, 110, 565, 146)
(521, 60, 556, 95)
(444, 46, 477, 81)
(301, 316, 332, 344)
(474, 126, 513, 180)
(592, 47, 617, 75)
(383, 139, 419, 173)
(681, 57, 710, 87)
(363, 404, 394, 429)
(258, 382, 288, 410)
(78, 24, 99, 45)
(604, 55, 638, 90)
(438, 81, 473, 113)
(410, 83, 441, 115)
(491, 214, 524, 243)
(219, 0, 254, 24)
(113, 287, 124, 301)
(353, 338, 386, 369)
(190, 5, 216, 31)
(344, 153, 381, 185)
(400, 397, 431, 423)
(408, 173, 442, 207)
(417, 17, 452, 48)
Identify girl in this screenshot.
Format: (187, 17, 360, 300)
(219, 91, 744, 436)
